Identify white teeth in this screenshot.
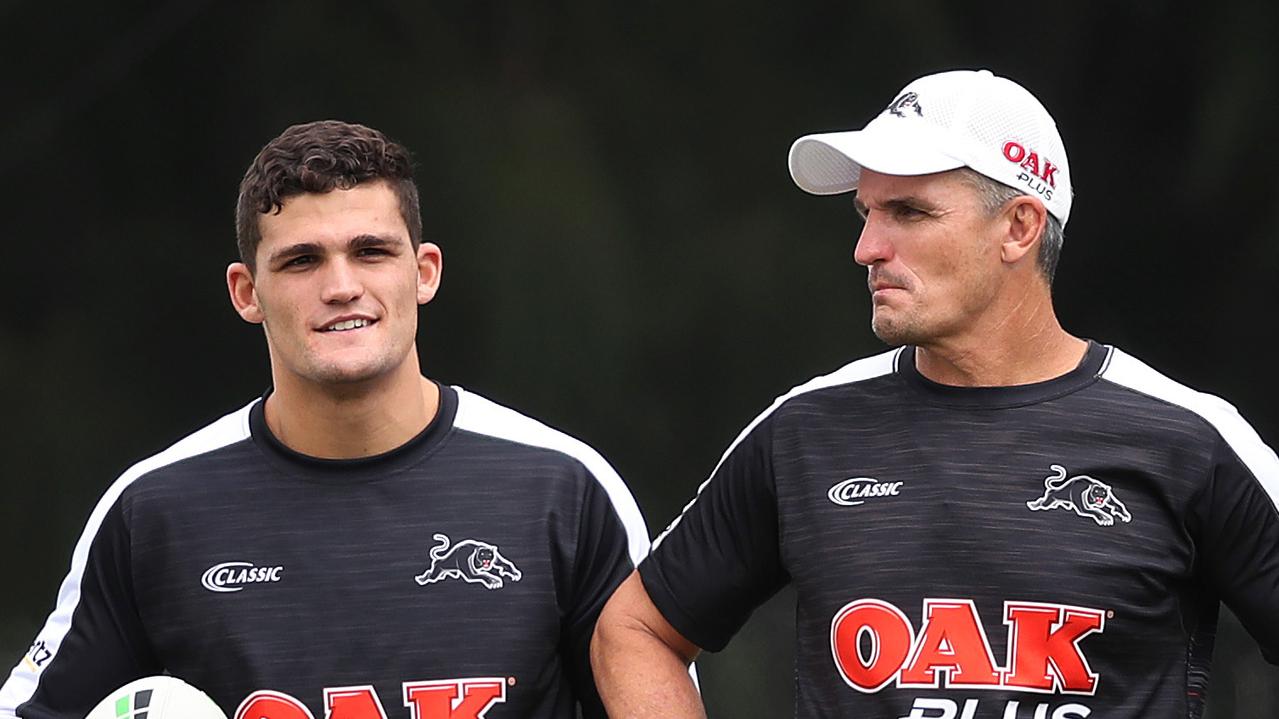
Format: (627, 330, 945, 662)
(325, 319, 370, 332)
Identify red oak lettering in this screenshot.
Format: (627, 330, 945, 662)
(830, 598, 1106, 696)
(404, 678, 507, 719)
(830, 599, 915, 693)
(325, 686, 389, 719)
(1019, 152, 1041, 180)
(1039, 160, 1059, 187)
(1003, 141, 1026, 163)
(1004, 602, 1105, 694)
(899, 599, 1001, 688)
(234, 678, 509, 719)
(235, 691, 316, 719)
(1001, 141, 1060, 188)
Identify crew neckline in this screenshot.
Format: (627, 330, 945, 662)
(249, 383, 458, 484)
(896, 340, 1111, 409)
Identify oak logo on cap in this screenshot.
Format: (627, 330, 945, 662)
(886, 92, 924, 118)
(1002, 141, 1060, 201)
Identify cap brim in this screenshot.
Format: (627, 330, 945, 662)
(788, 124, 966, 195)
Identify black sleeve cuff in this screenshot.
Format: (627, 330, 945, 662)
(638, 554, 732, 653)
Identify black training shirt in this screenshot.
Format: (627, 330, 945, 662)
(3, 385, 647, 719)
(643, 342, 1279, 718)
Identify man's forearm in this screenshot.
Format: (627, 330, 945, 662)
(591, 573, 706, 718)
(592, 616, 705, 718)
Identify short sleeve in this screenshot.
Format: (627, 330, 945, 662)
(1191, 437, 1279, 663)
(1, 493, 160, 718)
(561, 468, 648, 718)
(639, 415, 789, 652)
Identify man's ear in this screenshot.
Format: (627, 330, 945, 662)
(1000, 196, 1048, 265)
(416, 242, 443, 305)
(227, 262, 265, 324)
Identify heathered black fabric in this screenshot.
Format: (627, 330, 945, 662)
(642, 342, 1279, 719)
(3, 385, 645, 719)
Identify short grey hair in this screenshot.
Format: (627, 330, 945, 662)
(955, 168, 1064, 285)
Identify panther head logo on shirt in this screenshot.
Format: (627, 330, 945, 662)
(415, 533, 523, 590)
(1026, 464, 1132, 527)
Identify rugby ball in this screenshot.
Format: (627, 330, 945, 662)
(85, 675, 227, 719)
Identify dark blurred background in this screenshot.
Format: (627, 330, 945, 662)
(2, 1, 1278, 716)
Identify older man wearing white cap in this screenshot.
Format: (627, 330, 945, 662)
(592, 69, 1279, 718)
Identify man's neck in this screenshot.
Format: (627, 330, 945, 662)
(263, 363, 441, 460)
(914, 289, 1087, 387)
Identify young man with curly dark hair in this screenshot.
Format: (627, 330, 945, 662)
(1, 121, 647, 719)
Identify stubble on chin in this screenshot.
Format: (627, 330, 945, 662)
(305, 349, 403, 386)
(870, 308, 922, 347)
(308, 363, 384, 386)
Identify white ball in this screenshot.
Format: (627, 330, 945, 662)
(85, 676, 227, 719)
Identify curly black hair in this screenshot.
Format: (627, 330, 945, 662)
(235, 120, 422, 269)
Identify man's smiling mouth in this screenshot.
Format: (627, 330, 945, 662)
(322, 318, 373, 332)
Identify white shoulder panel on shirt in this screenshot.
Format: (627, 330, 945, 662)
(452, 387, 649, 565)
(654, 347, 902, 549)
(0, 400, 258, 715)
(1101, 347, 1279, 510)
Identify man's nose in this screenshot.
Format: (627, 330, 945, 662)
(320, 259, 363, 303)
(852, 218, 891, 267)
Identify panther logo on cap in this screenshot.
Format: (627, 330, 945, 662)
(886, 92, 924, 118)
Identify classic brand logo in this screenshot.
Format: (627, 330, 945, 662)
(201, 562, 284, 593)
(236, 678, 510, 719)
(1026, 465, 1132, 527)
(887, 92, 924, 118)
(415, 533, 522, 590)
(827, 477, 903, 506)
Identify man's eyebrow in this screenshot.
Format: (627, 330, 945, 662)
(268, 242, 323, 264)
(266, 235, 402, 265)
(349, 234, 402, 250)
(856, 195, 941, 215)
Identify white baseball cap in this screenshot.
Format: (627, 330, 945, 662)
(788, 69, 1072, 226)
